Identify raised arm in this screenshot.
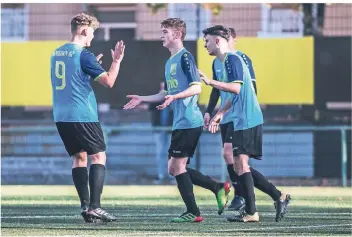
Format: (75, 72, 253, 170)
(93, 41, 125, 88)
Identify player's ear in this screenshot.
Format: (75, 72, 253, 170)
(81, 27, 88, 37)
(215, 37, 220, 46)
(174, 30, 181, 40)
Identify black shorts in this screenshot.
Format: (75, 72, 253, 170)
(232, 124, 262, 160)
(168, 127, 202, 160)
(220, 122, 234, 145)
(56, 122, 106, 157)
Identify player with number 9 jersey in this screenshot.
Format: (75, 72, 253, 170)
(51, 43, 105, 122)
(50, 13, 125, 223)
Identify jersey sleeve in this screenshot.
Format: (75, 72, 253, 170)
(212, 59, 217, 80)
(225, 55, 244, 84)
(241, 54, 256, 80)
(80, 49, 106, 81)
(180, 52, 201, 86)
(206, 87, 220, 115)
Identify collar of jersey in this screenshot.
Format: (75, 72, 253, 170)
(169, 47, 185, 60)
(221, 52, 229, 64)
(67, 42, 83, 48)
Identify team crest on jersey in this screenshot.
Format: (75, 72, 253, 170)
(170, 64, 177, 76)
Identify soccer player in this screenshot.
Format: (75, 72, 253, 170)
(200, 25, 291, 222)
(50, 13, 125, 222)
(123, 18, 230, 223)
(201, 27, 257, 213)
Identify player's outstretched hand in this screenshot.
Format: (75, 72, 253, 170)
(111, 40, 125, 63)
(208, 113, 223, 133)
(203, 112, 211, 129)
(198, 69, 211, 85)
(123, 95, 142, 110)
(156, 95, 175, 110)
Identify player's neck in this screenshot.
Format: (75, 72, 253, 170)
(168, 42, 184, 57)
(71, 36, 86, 47)
(217, 48, 231, 62)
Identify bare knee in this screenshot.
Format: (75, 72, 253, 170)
(234, 155, 250, 175)
(223, 143, 234, 165)
(72, 151, 88, 168)
(168, 157, 187, 176)
(90, 152, 107, 165)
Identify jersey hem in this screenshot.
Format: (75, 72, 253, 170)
(231, 80, 244, 84)
(94, 72, 107, 81)
(189, 82, 202, 86)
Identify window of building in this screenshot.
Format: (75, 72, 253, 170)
(1, 4, 29, 41)
(168, 3, 211, 40)
(88, 4, 136, 41)
(258, 3, 304, 38)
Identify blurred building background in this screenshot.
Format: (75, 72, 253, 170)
(2, 3, 352, 41)
(1, 3, 351, 185)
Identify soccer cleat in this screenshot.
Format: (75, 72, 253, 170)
(170, 212, 203, 223)
(274, 193, 291, 222)
(216, 181, 231, 215)
(80, 204, 93, 223)
(227, 212, 260, 223)
(228, 195, 246, 215)
(87, 208, 117, 222)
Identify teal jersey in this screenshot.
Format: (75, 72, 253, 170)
(164, 48, 203, 130)
(224, 53, 263, 130)
(50, 43, 106, 122)
(235, 50, 256, 81)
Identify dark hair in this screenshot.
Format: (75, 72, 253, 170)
(202, 25, 230, 41)
(161, 18, 187, 40)
(228, 27, 236, 38)
(71, 13, 99, 34)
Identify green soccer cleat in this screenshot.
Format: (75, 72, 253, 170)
(216, 181, 231, 215)
(170, 212, 203, 223)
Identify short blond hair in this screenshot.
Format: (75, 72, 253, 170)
(71, 13, 99, 33)
(161, 18, 187, 40)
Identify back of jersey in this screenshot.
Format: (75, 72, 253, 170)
(50, 43, 98, 122)
(235, 50, 256, 81)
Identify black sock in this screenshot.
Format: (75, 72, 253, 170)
(250, 167, 281, 201)
(239, 172, 256, 215)
(227, 164, 242, 197)
(187, 168, 219, 194)
(89, 164, 105, 209)
(175, 172, 200, 216)
(72, 167, 89, 207)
